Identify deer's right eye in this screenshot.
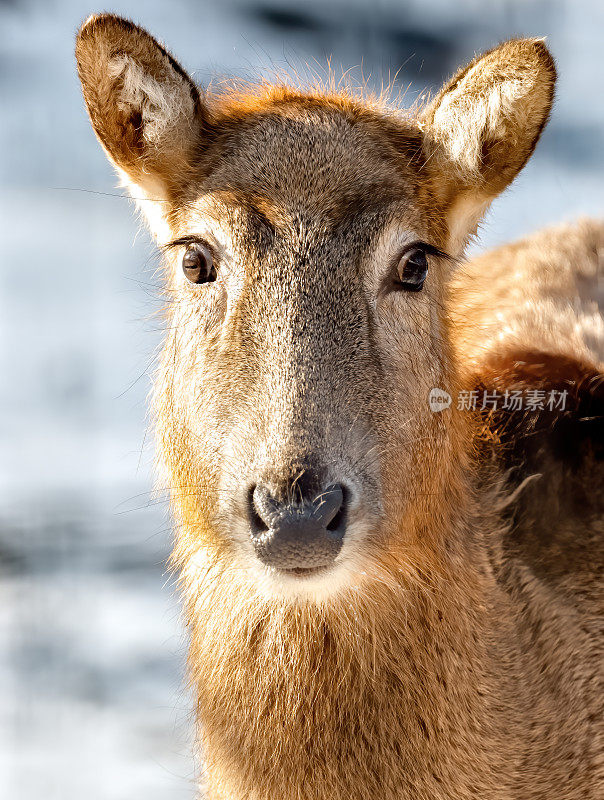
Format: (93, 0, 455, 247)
(182, 243, 216, 284)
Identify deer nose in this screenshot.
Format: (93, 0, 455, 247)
(249, 482, 347, 572)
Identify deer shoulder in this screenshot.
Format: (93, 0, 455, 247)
(451, 219, 604, 608)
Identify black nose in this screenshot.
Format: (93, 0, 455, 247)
(249, 481, 348, 572)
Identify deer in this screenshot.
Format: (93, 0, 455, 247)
(76, 14, 603, 800)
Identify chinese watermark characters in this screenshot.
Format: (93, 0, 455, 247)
(429, 388, 568, 413)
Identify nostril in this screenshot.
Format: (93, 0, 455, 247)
(248, 485, 269, 534)
(313, 484, 346, 532)
(325, 496, 346, 532)
(248, 480, 349, 571)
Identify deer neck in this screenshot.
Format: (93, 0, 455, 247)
(180, 486, 516, 800)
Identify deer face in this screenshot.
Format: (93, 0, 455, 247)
(77, 16, 555, 601)
(157, 111, 454, 599)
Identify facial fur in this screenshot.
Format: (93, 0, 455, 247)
(154, 107, 463, 602)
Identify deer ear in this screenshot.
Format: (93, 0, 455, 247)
(420, 39, 556, 248)
(76, 14, 209, 207)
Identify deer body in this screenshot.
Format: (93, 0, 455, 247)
(76, 16, 603, 799)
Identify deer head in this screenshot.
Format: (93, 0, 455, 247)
(77, 15, 555, 602)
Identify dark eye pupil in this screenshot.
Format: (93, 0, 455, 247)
(182, 244, 216, 284)
(397, 248, 428, 292)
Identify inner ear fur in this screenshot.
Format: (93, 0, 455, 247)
(76, 14, 209, 199)
(421, 39, 556, 225)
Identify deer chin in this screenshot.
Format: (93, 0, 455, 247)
(214, 517, 371, 605)
(246, 500, 386, 602)
(251, 557, 364, 605)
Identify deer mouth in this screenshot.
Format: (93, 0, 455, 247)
(279, 565, 331, 578)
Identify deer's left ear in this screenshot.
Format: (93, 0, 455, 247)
(420, 39, 556, 248)
(76, 14, 211, 208)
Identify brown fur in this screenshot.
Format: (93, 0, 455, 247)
(76, 15, 602, 799)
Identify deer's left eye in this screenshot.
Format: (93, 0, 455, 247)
(395, 247, 429, 292)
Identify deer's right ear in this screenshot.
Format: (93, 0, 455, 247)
(76, 14, 209, 208)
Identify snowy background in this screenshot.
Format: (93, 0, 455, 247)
(1, 0, 602, 798)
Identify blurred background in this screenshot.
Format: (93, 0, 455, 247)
(0, 0, 602, 797)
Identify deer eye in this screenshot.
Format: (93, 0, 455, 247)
(182, 243, 216, 284)
(395, 246, 428, 292)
